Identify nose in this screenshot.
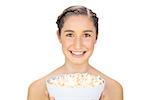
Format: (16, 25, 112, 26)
(74, 37, 82, 49)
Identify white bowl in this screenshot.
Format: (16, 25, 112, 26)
(46, 73, 105, 100)
(46, 83, 104, 100)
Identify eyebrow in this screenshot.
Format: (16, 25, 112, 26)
(64, 30, 93, 33)
(64, 30, 74, 33)
(83, 30, 94, 33)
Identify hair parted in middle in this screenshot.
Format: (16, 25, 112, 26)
(56, 5, 99, 40)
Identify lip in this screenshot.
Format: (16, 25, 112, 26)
(69, 50, 86, 57)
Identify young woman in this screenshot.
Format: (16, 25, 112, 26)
(28, 5, 123, 100)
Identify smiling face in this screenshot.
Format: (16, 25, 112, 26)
(58, 15, 97, 65)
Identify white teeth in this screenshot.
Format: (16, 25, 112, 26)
(71, 51, 85, 55)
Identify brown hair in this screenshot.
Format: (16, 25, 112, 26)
(56, 5, 99, 39)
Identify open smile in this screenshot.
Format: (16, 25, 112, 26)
(69, 50, 86, 57)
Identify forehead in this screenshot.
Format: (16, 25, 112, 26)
(62, 15, 95, 32)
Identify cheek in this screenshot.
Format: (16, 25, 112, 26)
(82, 39, 95, 48)
(61, 38, 73, 48)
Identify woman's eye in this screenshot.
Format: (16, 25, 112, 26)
(66, 33, 73, 37)
(83, 33, 91, 37)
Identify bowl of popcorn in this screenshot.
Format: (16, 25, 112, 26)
(46, 73, 105, 100)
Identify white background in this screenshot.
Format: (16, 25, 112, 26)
(0, 0, 150, 100)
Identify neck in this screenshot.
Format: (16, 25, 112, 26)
(63, 61, 90, 73)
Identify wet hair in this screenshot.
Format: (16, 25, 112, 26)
(56, 5, 99, 40)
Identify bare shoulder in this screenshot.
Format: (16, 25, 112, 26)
(27, 67, 64, 100)
(27, 77, 47, 100)
(89, 67, 123, 100)
(103, 77, 123, 100)
(101, 73, 123, 100)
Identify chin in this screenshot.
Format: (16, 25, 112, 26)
(70, 59, 87, 65)
(67, 55, 91, 65)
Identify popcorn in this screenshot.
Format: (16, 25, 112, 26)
(47, 73, 105, 88)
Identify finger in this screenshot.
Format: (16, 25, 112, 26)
(49, 96, 55, 100)
(45, 90, 49, 96)
(44, 90, 50, 100)
(45, 90, 55, 100)
(100, 92, 105, 100)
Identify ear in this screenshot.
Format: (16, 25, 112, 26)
(94, 39, 97, 44)
(57, 30, 62, 43)
(94, 33, 98, 44)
